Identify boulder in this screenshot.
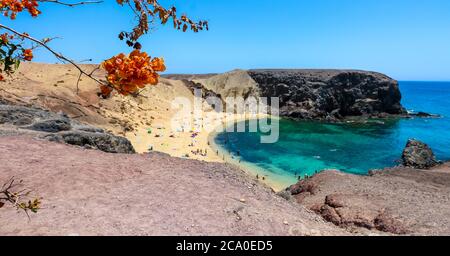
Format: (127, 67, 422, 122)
(45, 131, 135, 154)
(285, 177, 321, 203)
(288, 178, 319, 195)
(402, 139, 439, 169)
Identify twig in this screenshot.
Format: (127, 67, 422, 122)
(0, 178, 41, 220)
(37, 0, 104, 7)
(76, 72, 82, 94)
(0, 24, 110, 92)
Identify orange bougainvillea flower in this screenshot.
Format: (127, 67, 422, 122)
(100, 50, 166, 97)
(0, 33, 10, 43)
(0, 0, 41, 19)
(99, 85, 113, 97)
(22, 48, 33, 61)
(151, 57, 166, 72)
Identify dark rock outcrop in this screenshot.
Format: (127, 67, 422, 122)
(247, 69, 406, 120)
(412, 112, 440, 118)
(402, 139, 439, 169)
(0, 104, 135, 154)
(406, 111, 441, 119)
(24, 118, 72, 133)
(45, 131, 135, 154)
(286, 177, 319, 203)
(0, 104, 57, 125)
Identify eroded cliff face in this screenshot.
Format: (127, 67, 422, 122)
(248, 69, 406, 120)
(192, 69, 406, 121)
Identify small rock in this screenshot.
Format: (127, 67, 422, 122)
(374, 212, 408, 235)
(288, 179, 318, 196)
(276, 190, 293, 201)
(402, 139, 439, 169)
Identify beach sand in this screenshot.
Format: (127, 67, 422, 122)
(0, 62, 288, 190)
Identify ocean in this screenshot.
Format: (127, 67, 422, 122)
(214, 81, 450, 185)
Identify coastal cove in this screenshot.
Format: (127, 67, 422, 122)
(212, 81, 450, 189)
(3, 0, 450, 237)
(2, 63, 450, 236)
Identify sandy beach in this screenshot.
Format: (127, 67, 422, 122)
(131, 110, 292, 191)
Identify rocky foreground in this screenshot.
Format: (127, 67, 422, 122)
(280, 164, 450, 235)
(0, 135, 346, 236)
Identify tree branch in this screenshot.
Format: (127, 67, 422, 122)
(37, 0, 104, 7)
(0, 24, 108, 91)
(0, 177, 41, 219)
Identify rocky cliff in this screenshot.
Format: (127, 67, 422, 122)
(188, 69, 406, 121)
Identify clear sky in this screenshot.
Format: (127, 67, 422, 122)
(2, 0, 450, 81)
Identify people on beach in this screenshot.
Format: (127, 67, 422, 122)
(190, 148, 208, 157)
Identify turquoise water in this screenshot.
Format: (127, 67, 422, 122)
(215, 82, 450, 179)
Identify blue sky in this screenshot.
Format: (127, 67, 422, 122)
(2, 0, 450, 80)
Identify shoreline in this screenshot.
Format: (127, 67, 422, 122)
(128, 108, 293, 192)
(129, 109, 435, 192)
(207, 128, 297, 191)
(205, 114, 298, 192)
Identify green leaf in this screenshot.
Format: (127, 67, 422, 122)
(14, 59, 20, 70)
